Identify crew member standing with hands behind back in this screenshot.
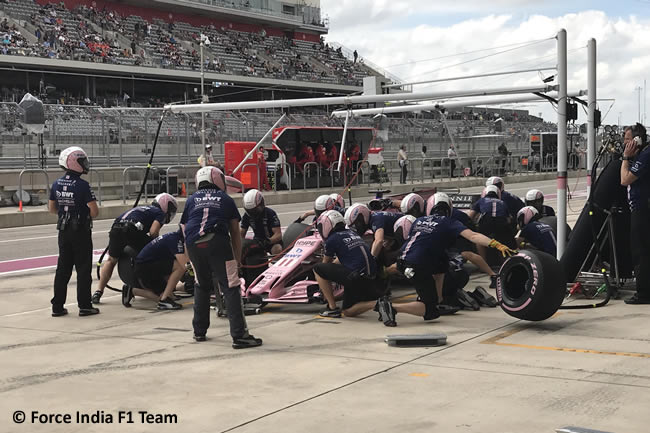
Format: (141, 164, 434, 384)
(620, 123, 650, 304)
(48, 146, 99, 317)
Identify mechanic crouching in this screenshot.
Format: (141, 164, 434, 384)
(181, 166, 262, 349)
(94, 193, 177, 304)
(124, 229, 188, 310)
(313, 210, 389, 322)
(382, 193, 515, 324)
(48, 146, 99, 317)
(241, 189, 282, 255)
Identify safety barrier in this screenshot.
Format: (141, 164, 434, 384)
(17, 169, 50, 210)
(302, 162, 320, 190)
(165, 165, 197, 196)
(241, 163, 262, 191)
(122, 166, 156, 204)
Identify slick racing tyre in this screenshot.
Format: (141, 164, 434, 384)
(282, 222, 311, 247)
(117, 246, 139, 289)
(497, 249, 566, 321)
(241, 239, 268, 287)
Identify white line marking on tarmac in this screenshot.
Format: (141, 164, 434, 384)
(0, 265, 56, 276)
(2, 294, 121, 317)
(0, 235, 59, 243)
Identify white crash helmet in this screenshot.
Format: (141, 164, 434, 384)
(153, 193, 178, 224)
(517, 205, 539, 228)
(59, 146, 90, 174)
(485, 176, 505, 191)
(195, 166, 226, 191)
(314, 194, 335, 217)
(243, 189, 265, 212)
(344, 203, 371, 234)
(426, 192, 453, 217)
(329, 193, 345, 208)
(525, 189, 544, 211)
(400, 193, 425, 217)
(317, 210, 346, 239)
(483, 184, 501, 199)
(393, 215, 416, 246)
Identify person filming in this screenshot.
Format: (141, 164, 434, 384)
(620, 123, 650, 304)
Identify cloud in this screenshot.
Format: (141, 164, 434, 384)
(321, 5, 650, 124)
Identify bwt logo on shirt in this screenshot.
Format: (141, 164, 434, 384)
(417, 219, 439, 228)
(56, 190, 74, 198)
(194, 195, 222, 204)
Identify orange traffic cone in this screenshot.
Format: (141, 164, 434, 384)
(18, 200, 23, 212)
(180, 183, 187, 197)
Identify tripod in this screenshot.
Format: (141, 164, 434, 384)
(577, 206, 630, 291)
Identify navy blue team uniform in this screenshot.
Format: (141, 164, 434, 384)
(541, 205, 555, 217)
(450, 208, 476, 253)
(107, 206, 166, 258)
(313, 229, 382, 309)
(399, 215, 467, 319)
(50, 172, 96, 312)
(501, 191, 525, 220)
(520, 221, 557, 257)
(627, 146, 650, 300)
(472, 196, 515, 247)
(135, 231, 185, 294)
(241, 207, 282, 250)
(370, 211, 403, 237)
(181, 188, 249, 340)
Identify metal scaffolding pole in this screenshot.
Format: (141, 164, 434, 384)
(557, 29, 568, 259)
(587, 38, 597, 196)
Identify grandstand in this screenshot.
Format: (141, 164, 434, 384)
(0, 0, 379, 106)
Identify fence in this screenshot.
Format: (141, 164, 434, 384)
(2, 102, 579, 184)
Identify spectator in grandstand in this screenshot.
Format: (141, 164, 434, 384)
(353, 49, 358, 63)
(398, 145, 408, 184)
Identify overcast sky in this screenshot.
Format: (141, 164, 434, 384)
(321, 0, 650, 125)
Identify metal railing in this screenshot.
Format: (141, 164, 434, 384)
(355, 160, 370, 186)
(122, 166, 157, 204)
(328, 162, 346, 188)
(88, 169, 103, 205)
(17, 169, 50, 209)
(302, 162, 320, 190)
(274, 162, 291, 192)
(165, 165, 198, 196)
(241, 163, 262, 191)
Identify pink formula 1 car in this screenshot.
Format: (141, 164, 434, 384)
(239, 188, 444, 310)
(241, 222, 343, 308)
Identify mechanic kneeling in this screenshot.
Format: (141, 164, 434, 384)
(125, 229, 188, 310)
(94, 193, 177, 304)
(515, 206, 557, 256)
(313, 210, 387, 321)
(241, 189, 283, 255)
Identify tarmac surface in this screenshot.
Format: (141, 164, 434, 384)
(2, 176, 648, 433)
